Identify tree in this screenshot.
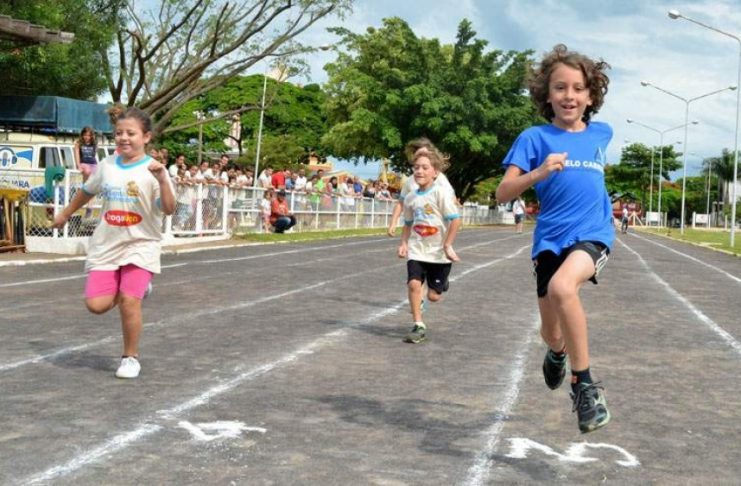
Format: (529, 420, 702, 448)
(0, 0, 124, 99)
(158, 74, 328, 168)
(606, 142, 681, 211)
(103, 0, 350, 135)
(321, 18, 538, 200)
(705, 148, 739, 208)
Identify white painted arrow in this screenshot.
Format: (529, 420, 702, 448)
(178, 420, 266, 442)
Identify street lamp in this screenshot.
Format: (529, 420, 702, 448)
(668, 9, 741, 245)
(640, 81, 737, 233)
(626, 118, 698, 225)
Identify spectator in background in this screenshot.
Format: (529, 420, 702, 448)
(244, 169, 254, 188)
(376, 182, 392, 201)
(512, 196, 526, 233)
(169, 153, 187, 178)
(353, 176, 364, 195)
(363, 179, 377, 199)
(258, 167, 273, 188)
(159, 147, 170, 170)
(260, 188, 274, 233)
(285, 170, 295, 191)
(271, 167, 287, 189)
(294, 169, 307, 192)
(270, 189, 296, 233)
(74, 126, 98, 181)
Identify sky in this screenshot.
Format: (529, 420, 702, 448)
(288, 0, 741, 181)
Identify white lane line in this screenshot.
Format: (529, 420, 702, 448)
(620, 239, 741, 356)
(628, 232, 741, 284)
(25, 424, 163, 485)
(462, 314, 540, 486)
(22, 244, 529, 484)
(0, 274, 85, 288)
(0, 237, 516, 372)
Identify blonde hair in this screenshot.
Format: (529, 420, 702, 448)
(412, 149, 449, 172)
(405, 137, 450, 172)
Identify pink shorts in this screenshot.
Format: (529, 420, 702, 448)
(79, 163, 98, 178)
(85, 264, 153, 299)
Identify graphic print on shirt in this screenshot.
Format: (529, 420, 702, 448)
(562, 145, 607, 173)
(102, 181, 143, 227)
(413, 203, 439, 237)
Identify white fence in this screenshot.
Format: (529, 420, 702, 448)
(16, 171, 507, 254)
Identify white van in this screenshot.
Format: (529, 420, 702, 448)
(0, 130, 115, 190)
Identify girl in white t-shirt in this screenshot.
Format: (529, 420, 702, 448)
(52, 107, 175, 379)
(260, 188, 274, 232)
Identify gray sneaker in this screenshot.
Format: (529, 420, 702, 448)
(571, 381, 611, 433)
(403, 324, 427, 344)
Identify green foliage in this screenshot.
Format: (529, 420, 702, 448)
(606, 142, 682, 211)
(159, 75, 328, 169)
(321, 18, 538, 200)
(0, 0, 123, 99)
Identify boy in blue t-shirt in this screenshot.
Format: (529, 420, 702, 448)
(496, 44, 615, 433)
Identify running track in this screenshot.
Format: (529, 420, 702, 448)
(0, 228, 739, 484)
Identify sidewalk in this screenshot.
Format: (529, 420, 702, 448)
(0, 237, 255, 267)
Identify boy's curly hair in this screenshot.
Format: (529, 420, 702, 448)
(529, 44, 610, 123)
(405, 137, 450, 172)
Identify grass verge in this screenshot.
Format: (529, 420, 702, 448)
(638, 227, 741, 257)
(234, 227, 391, 243)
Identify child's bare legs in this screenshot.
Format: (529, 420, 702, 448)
(427, 288, 442, 304)
(85, 294, 141, 357)
(118, 295, 143, 357)
(85, 295, 119, 315)
(538, 297, 565, 353)
(408, 279, 424, 322)
(545, 250, 594, 371)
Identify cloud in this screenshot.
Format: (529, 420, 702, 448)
(297, 0, 741, 176)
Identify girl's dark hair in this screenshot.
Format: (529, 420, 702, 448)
(529, 44, 610, 123)
(114, 107, 153, 134)
(78, 126, 96, 146)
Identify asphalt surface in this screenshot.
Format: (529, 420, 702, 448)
(0, 227, 739, 485)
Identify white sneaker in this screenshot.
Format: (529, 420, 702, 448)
(143, 282, 153, 299)
(115, 356, 141, 379)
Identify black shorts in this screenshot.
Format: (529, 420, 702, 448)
(407, 260, 452, 294)
(533, 241, 609, 298)
(514, 214, 524, 224)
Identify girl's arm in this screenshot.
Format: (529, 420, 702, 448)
(149, 161, 176, 215)
(51, 189, 94, 228)
(495, 152, 567, 203)
(73, 141, 82, 170)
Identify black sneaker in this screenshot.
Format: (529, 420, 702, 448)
(571, 381, 611, 433)
(403, 324, 426, 344)
(542, 349, 567, 390)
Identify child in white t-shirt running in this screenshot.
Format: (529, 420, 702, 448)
(52, 107, 175, 379)
(397, 149, 461, 344)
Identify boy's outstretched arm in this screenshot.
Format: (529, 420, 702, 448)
(397, 224, 411, 258)
(495, 153, 567, 203)
(388, 200, 403, 237)
(443, 218, 461, 262)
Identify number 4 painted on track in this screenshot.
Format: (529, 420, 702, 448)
(505, 437, 640, 467)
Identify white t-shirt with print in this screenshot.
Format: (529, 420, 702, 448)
(82, 154, 173, 273)
(403, 183, 460, 263)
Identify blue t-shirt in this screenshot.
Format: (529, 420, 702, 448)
(502, 121, 615, 258)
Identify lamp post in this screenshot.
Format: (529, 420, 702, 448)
(640, 81, 736, 233)
(252, 67, 268, 192)
(626, 118, 697, 226)
(668, 9, 740, 244)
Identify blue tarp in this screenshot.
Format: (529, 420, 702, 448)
(0, 96, 112, 134)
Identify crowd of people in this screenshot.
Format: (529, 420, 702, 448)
(140, 149, 397, 232)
